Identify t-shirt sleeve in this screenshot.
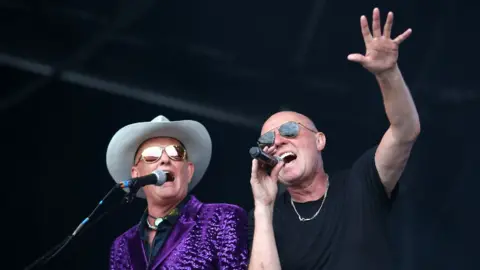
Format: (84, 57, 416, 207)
(350, 145, 399, 208)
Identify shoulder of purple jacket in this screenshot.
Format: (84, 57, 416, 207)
(201, 202, 248, 213)
(198, 203, 248, 221)
(115, 223, 139, 240)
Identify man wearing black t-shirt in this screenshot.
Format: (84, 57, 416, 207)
(248, 8, 420, 270)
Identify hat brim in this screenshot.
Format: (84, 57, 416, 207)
(106, 120, 212, 199)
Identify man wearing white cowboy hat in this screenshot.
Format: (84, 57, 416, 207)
(107, 115, 249, 270)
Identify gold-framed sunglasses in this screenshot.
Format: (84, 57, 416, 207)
(257, 121, 317, 148)
(134, 145, 187, 165)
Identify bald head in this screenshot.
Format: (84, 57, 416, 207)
(258, 111, 326, 186)
(261, 111, 318, 134)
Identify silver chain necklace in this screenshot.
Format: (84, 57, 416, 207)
(290, 175, 329, 222)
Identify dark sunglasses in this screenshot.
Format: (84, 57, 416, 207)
(134, 145, 187, 165)
(257, 121, 317, 148)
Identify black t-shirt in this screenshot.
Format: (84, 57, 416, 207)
(248, 146, 398, 270)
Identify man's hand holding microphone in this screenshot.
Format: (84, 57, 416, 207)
(249, 146, 284, 212)
(249, 145, 284, 270)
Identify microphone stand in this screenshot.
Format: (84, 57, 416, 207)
(23, 183, 136, 270)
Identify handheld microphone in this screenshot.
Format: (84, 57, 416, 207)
(118, 169, 169, 190)
(249, 146, 282, 168)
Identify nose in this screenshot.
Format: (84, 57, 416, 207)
(157, 150, 171, 166)
(274, 130, 288, 147)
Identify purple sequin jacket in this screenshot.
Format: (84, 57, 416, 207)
(109, 196, 249, 270)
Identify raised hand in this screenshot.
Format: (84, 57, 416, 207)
(250, 146, 284, 208)
(348, 8, 412, 75)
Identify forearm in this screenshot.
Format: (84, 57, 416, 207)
(248, 206, 281, 270)
(376, 65, 420, 141)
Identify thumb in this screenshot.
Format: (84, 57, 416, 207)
(347, 53, 365, 63)
(270, 161, 285, 182)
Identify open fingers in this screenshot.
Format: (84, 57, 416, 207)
(393, 28, 412, 44)
(360, 15, 372, 45)
(372, 8, 381, 38)
(383, 11, 394, 38)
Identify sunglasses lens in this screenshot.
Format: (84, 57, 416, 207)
(258, 131, 275, 148)
(141, 147, 163, 163)
(139, 145, 186, 164)
(165, 145, 186, 160)
(279, 122, 299, 138)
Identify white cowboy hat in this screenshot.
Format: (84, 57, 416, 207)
(106, 115, 212, 199)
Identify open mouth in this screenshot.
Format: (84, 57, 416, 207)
(280, 152, 297, 164)
(164, 171, 175, 182)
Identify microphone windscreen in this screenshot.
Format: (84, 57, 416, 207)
(249, 147, 261, 158)
(152, 169, 167, 185)
(249, 146, 278, 167)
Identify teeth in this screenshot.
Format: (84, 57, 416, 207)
(280, 152, 296, 159)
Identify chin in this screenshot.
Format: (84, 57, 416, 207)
(150, 186, 177, 198)
(279, 172, 301, 185)
(282, 160, 309, 180)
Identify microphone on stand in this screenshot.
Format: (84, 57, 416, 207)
(249, 146, 282, 168)
(118, 169, 169, 190)
(23, 169, 171, 270)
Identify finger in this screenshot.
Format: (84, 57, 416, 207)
(266, 145, 276, 154)
(262, 146, 270, 156)
(270, 161, 285, 181)
(393, 28, 412, 44)
(347, 53, 366, 63)
(251, 159, 258, 177)
(360, 15, 372, 45)
(254, 157, 267, 173)
(251, 159, 266, 183)
(372, 7, 381, 38)
(383, 11, 394, 38)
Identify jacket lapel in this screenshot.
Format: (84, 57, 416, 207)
(127, 227, 148, 269)
(152, 196, 203, 269)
